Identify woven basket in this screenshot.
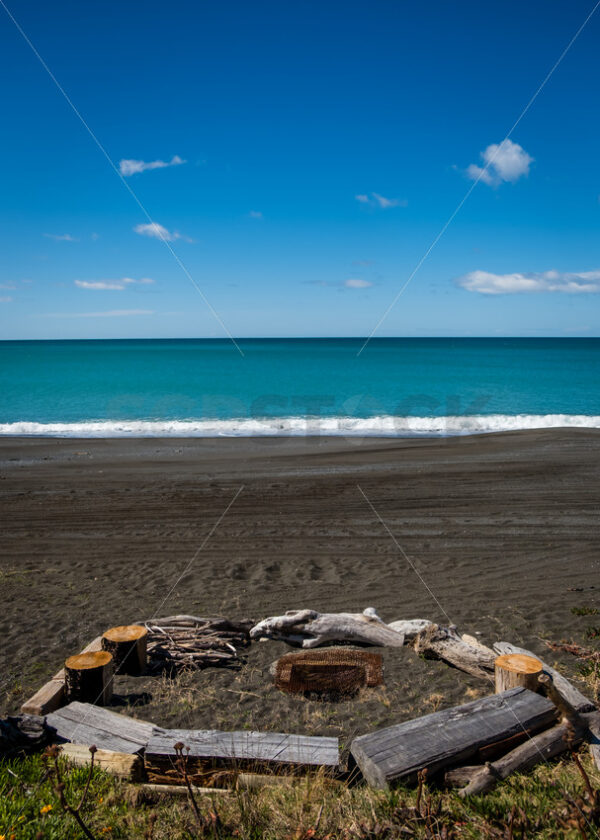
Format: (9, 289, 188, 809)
(274, 648, 383, 696)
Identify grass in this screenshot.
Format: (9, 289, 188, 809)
(1, 746, 600, 839)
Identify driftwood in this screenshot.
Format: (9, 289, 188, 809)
(414, 624, 496, 679)
(250, 608, 405, 648)
(444, 765, 481, 788)
(139, 616, 251, 673)
(350, 687, 556, 789)
(386, 619, 433, 639)
(493, 642, 596, 713)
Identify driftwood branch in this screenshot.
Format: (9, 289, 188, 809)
(538, 673, 583, 728)
(414, 624, 496, 679)
(139, 616, 251, 673)
(459, 721, 578, 797)
(250, 608, 406, 648)
(459, 710, 600, 797)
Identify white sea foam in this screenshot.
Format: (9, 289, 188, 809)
(1, 414, 600, 437)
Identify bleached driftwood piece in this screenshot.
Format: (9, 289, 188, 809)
(444, 765, 481, 788)
(462, 633, 494, 653)
(414, 624, 496, 679)
(386, 619, 432, 639)
(250, 608, 405, 649)
(493, 641, 596, 713)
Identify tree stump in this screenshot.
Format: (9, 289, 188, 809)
(101, 625, 147, 675)
(64, 651, 113, 705)
(494, 653, 542, 694)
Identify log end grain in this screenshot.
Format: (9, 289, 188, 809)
(102, 625, 148, 676)
(495, 654, 542, 694)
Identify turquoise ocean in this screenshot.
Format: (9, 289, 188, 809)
(1, 338, 600, 437)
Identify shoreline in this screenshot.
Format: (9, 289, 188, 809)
(2, 428, 599, 732)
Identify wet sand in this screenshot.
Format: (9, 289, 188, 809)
(1, 430, 598, 737)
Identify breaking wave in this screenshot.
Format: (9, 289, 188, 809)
(1, 414, 600, 437)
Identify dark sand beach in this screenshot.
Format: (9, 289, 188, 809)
(1, 429, 599, 740)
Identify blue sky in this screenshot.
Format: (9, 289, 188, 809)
(1, 0, 600, 339)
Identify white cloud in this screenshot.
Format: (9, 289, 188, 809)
(0, 296, 13, 303)
(75, 280, 125, 291)
(75, 277, 154, 291)
(119, 155, 186, 176)
(355, 192, 406, 208)
(0, 283, 16, 290)
(345, 278, 373, 288)
(248, 210, 263, 219)
(466, 139, 533, 187)
(44, 233, 78, 242)
(458, 269, 600, 295)
(133, 222, 184, 242)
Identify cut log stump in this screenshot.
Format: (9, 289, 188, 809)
(102, 625, 147, 675)
(493, 641, 596, 713)
(494, 653, 542, 694)
(65, 651, 113, 706)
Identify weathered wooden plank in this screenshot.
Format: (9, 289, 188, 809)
(21, 636, 104, 716)
(350, 687, 557, 789)
(493, 642, 596, 713)
(147, 728, 338, 765)
(145, 728, 339, 784)
(21, 679, 65, 717)
(47, 701, 159, 754)
(60, 743, 144, 781)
